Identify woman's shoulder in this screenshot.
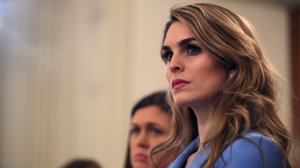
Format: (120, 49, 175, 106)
(216, 130, 285, 168)
(234, 130, 277, 148)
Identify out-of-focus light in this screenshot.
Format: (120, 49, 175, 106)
(0, 4, 3, 28)
(0, 2, 3, 13)
(0, 0, 6, 16)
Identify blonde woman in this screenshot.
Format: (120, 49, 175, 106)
(151, 3, 292, 168)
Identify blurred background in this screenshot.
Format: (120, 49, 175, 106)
(0, 0, 299, 167)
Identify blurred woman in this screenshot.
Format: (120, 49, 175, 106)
(61, 159, 101, 168)
(124, 91, 171, 168)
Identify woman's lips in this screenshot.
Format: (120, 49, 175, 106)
(172, 79, 190, 89)
(133, 153, 148, 162)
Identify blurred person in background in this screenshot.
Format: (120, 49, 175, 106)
(124, 91, 172, 168)
(61, 158, 102, 168)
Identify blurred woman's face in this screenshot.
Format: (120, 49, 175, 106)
(130, 105, 171, 168)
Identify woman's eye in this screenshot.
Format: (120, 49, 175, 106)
(149, 127, 164, 136)
(130, 127, 140, 135)
(162, 50, 173, 62)
(187, 45, 202, 55)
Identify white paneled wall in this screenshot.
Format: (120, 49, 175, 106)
(0, 0, 290, 168)
(0, 0, 130, 167)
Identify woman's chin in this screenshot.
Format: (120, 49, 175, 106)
(132, 162, 149, 168)
(174, 99, 191, 107)
(172, 92, 195, 107)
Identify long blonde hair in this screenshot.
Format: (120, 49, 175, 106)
(151, 3, 292, 168)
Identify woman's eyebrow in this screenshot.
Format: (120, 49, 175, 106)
(161, 45, 170, 51)
(178, 37, 196, 47)
(162, 37, 197, 50)
(147, 122, 163, 127)
(130, 123, 138, 127)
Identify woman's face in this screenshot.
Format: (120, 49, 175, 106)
(162, 21, 227, 108)
(130, 105, 171, 168)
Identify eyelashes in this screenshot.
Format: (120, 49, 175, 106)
(149, 127, 164, 135)
(130, 127, 140, 135)
(161, 50, 173, 62)
(161, 44, 203, 63)
(187, 44, 202, 55)
(130, 126, 165, 136)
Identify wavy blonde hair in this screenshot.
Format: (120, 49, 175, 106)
(150, 3, 292, 168)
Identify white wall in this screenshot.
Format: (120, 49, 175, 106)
(0, 0, 290, 168)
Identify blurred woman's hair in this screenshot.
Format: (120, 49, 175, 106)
(61, 159, 101, 168)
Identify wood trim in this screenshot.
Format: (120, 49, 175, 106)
(290, 5, 300, 167)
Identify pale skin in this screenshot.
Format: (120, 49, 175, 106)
(130, 105, 171, 168)
(162, 21, 228, 166)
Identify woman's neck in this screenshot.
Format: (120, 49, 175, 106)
(191, 104, 211, 147)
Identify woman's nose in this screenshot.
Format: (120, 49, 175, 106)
(169, 55, 183, 73)
(137, 132, 150, 148)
